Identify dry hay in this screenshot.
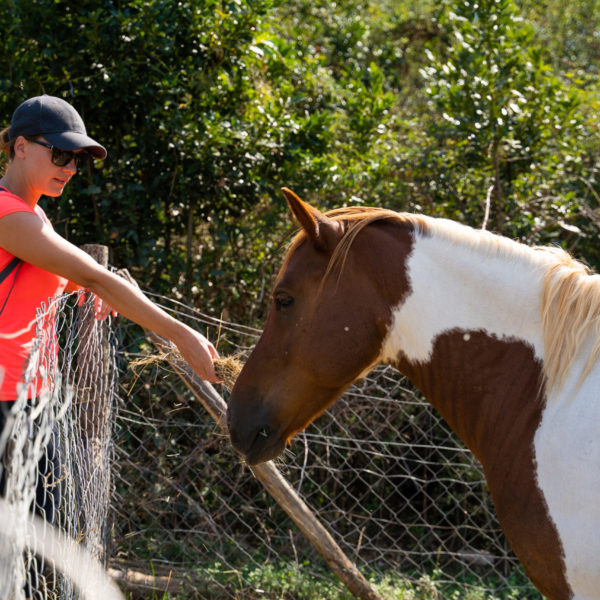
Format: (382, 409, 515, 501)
(130, 347, 244, 390)
(214, 355, 244, 390)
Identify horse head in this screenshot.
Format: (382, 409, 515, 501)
(227, 188, 414, 465)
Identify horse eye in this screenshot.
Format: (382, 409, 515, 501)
(274, 292, 294, 310)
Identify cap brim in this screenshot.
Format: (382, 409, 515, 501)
(44, 131, 107, 160)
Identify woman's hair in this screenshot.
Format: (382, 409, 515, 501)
(0, 126, 14, 159)
(0, 126, 13, 173)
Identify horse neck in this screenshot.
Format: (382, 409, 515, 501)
(380, 224, 548, 464)
(381, 223, 548, 365)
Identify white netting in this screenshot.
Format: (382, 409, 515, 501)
(0, 291, 119, 600)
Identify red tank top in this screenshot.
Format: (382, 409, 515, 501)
(0, 189, 67, 400)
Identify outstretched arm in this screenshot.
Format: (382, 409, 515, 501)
(0, 212, 219, 381)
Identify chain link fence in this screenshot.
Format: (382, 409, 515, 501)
(112, 292, 541, 599)
(0, 289, 119, 600)
(0, 283, 541, 599)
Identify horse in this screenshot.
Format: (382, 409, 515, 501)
(226, 187, 600, 600)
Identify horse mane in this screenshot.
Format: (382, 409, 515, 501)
(276, 206, 427, 286)
(540, 249, 600, 392)
(323, 207, 429, 285)
(280, 206, 600, 393)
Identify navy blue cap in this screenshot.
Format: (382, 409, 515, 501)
(9, 95, 106, 159)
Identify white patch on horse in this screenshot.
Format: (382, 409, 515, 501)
(535, 341, 600, 598)
(379, 220, 546, 365)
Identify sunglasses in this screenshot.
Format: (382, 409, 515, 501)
(28, 139, 90, 168)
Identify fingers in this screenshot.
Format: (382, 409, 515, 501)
(196, 339, 221, 383)
(93, 295, 118, 321)
(177, 329, 221, 383)
(207, 340, 220, 359)
(77, 291, 118, 321)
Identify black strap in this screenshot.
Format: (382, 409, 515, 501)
(0, 257, 21, 318)
(0, 256, 22, 285)
(0, 188, 23, 313)
(0, 188, 23, 284)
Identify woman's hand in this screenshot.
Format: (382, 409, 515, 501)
(94, 294, 118, 320)
(175, 325, 220, 383)
(75, 289, 118, 321)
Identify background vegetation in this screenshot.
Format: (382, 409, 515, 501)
(3, 2, 596, 597)
(2, 0, 600, 326)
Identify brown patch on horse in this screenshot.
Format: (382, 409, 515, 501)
(395, 331, 571, 599)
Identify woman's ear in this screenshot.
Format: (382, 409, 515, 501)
(12, 136, 28, 160)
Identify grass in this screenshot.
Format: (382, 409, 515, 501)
(126, 561, 542, 600)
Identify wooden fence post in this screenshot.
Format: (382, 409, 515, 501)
(76, 244, 113, 564)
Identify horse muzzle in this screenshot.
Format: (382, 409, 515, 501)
(227, 403, 286, 465)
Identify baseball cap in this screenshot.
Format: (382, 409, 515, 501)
(8, 95, 107, 159)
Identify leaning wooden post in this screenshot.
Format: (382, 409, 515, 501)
(117, 268, 382, 599)
(76, 244, 113, 564)
(147, 343, 382, 599)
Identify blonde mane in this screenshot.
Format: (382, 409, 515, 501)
(280, 208, 600, 394)
(540, 250, 600, 392)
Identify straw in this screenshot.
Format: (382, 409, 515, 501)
(130, 348, 244, 390)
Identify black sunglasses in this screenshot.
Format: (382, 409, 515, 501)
(28, 139, 90, 168)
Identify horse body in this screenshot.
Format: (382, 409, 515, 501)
(227, 189, 600, 600)
(378, 219, 600, 598)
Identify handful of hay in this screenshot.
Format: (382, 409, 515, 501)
(214, 355, 244, 390)
(130, 347, 243, 390)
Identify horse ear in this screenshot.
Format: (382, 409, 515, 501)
(281, 187, 342, 252)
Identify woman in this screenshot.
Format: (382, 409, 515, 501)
(0, 94, 219, 597)
(0, 94, 219, 401)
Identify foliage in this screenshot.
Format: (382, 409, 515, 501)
(3, 0, 600, 320)
(415, 0, 584, 238)
(0, 0, 292, 319)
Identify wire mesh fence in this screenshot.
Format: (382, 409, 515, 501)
(0, 283, 542, 599)
(112, 292, 541, 599)
(0, 290, 119, 600)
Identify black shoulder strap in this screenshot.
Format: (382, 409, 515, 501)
(0, 187, 23, 285)
(0, 256, 22, 285)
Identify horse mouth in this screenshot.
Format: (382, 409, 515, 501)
(243, 426, 286, 466)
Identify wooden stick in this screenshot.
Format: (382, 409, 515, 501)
(149, 331, 382, 600)
(107, 567, 182, 593)
(117, 268, 382, 600)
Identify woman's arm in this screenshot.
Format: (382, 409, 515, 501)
(0, 211, 219, 381)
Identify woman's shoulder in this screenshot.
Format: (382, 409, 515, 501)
(0, 188, 36, 218)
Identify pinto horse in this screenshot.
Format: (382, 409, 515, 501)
(227, 188, 600, 600)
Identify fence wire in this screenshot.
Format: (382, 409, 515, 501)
(0, 287, 541, 599)
(112, 292, 540, 599)
(0, 291, 118, 600)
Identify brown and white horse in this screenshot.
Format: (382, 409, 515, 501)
(227, 188, 600, 600)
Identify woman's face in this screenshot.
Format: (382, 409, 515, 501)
(18, 137, 79, 197)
